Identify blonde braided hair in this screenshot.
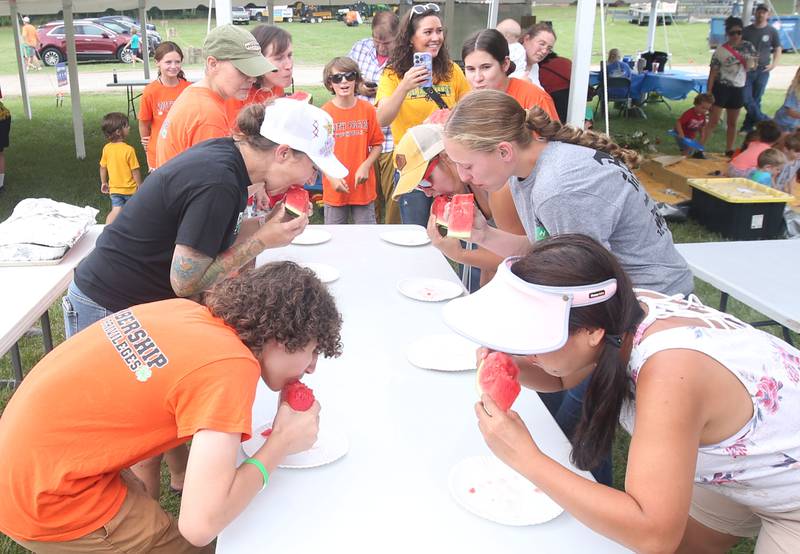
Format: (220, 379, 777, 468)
(443, 89, 640, 169)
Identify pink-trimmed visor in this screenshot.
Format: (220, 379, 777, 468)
(442, 257, 617, 355)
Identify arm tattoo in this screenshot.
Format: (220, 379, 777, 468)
(170, 236, 265, 297)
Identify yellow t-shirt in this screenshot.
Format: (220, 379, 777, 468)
(100, 142, 139, 196)
(376, 62, 470, 146)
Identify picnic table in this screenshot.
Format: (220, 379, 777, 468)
(217, 224, 631, 553)
(591, 70, 707, 103)
(0, 225, 103, 387)
(106, 79, 151, 118)
(676, 240, 799, 344)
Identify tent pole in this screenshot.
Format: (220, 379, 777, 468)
(63, 0, 85, 159)
(444, 0, 456, 62)
(9, 0, 32, 120)
(743, 0, 754, 23)
(487, 0, 499, 28)
(647, 0, 658, 52)
(566, 0, 595, 126)
(599, 0, 610, 134)
(140, 0, 151, 80)
(216, 0, 232, 25)
(207, 0, 213, 33)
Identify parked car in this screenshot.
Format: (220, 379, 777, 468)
(232, 6, 250, 24)
(91, 17, 161, 51)
(101, 14, 157, 34)
(37, 20, 133, 66)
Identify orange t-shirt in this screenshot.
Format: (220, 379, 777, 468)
(0, 299, 260, 542)
(321, 99, 384, 206)
(505, 77, 559, 122)
(155, 85, 230, 167)
(139, 78, 191, 170)
(225, 85, 285, 130)
(22, 24, 37, 47)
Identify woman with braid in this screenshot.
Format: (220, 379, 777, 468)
(64, 99, 346, 500)
(442, 89, 692, 484)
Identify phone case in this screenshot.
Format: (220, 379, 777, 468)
(413, 52, 433, 87)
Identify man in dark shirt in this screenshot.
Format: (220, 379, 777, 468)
(742, 3, 782, 132)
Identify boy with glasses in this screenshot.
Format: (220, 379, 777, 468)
(321, 57, 384, 224)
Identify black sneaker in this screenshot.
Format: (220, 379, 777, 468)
(691, 151, 706, 159)
(725, 150, 735, 158)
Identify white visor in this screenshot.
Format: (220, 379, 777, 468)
(442, 257, 617, 355)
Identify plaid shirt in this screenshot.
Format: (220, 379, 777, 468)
(348, 38, 393, 153)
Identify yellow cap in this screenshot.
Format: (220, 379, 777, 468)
(392, 124, 445, 199)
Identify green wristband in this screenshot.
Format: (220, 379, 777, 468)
(243, 457, 270, 491)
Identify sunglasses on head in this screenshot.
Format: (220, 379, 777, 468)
(416, 156, 440, 189)
(330, 71, 358, 84)
(411, 3, 441, 16)
(728, 29, 742, 35)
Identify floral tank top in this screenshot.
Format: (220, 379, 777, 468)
(619, 291, 800, 512)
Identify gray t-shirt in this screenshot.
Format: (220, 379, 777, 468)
(743, 24, 780, 68)
(509, 141, 694, 296)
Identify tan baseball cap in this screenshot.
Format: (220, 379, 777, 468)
(203, 24, 276, 77)
(392, 124, 445, 198)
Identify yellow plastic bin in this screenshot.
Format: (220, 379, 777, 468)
(687, 178, 795, 240)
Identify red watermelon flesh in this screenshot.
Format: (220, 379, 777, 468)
(431, 195, 451, 237)
(285, 186, 309, 218)
(284, 381, 315, 411)
(447, 194, 474, 240)
(477, 352, 521, 411)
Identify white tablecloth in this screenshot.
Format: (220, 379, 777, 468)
(217, 225, 630, 554)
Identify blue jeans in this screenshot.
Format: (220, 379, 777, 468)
(62, 281, 114, 338)
(539, 376, 614, 486)
(398, 188, 433, 228)
(741, 68, 770, 132)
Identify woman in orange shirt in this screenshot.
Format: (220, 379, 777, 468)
(139, 42, 191, 171)
(461, 28, 559, 241)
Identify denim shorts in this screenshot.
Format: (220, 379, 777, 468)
(62, 281, 114, 338)
(110, 193, 133, 208)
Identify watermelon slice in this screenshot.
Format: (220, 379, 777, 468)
(284, 381, 315, 411)
(431, 195, 451, 237)
(476, 352, 521, 411)
(287, 91, 313, 104)
(447, 194, 474, 240)
(285, 186, 309, 218)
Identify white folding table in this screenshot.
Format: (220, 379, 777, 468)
(676, 240, 799, 343)
(0, 225, 103, 386)
(217, 224, 630, 554)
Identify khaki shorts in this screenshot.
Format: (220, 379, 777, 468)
(13, 475, 214, 553)
(690, 485, 800, 554)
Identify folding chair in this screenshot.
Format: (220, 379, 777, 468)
(595, 77, 645, 120)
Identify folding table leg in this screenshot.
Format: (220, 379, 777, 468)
(718, 292, 729, 312)
(10, 343, 23, 386)
(41, 311, 54, 352)
(783, 327, 794, 346)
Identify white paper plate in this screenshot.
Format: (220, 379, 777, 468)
(292, 228, 332, 246)
(300, 262, 340, 283)
(242, 421, 349, 469)
(407, 333, 480, 372)
(397, 278, 463, 302)
(449, 456, 563, 526)
(380, 229, 431, 247)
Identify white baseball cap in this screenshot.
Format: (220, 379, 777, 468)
(443, 256, 618, 355)
(260, 98, 348, 179)
(22, 16, 30, 23)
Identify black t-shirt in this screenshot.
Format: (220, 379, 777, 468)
(76, 138, 251, 312)
(743, 24, 780, 68)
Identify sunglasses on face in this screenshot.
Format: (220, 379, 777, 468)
(416, 156, 440, 189)
(330, 71, 358, 84)
(728, 29, 742, 36)
(411, 3, 441, 16)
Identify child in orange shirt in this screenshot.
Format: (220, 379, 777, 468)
(99, 112, 142, 224)
(321, 57, 383, 224)
(138, 42, 191, 171)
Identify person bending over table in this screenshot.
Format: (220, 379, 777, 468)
(442, 89, 693, 485)
(447, 234, 800, 554)
(64, 98, 346, 500)
(0, 261, 343, 553)
(376, 2, 469, 227)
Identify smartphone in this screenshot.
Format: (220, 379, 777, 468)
(413, 52, 433, 87)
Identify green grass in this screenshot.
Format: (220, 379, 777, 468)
(2, 69, 796, 554)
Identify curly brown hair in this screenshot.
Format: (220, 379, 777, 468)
(204, 261, 343, 358)
(387, 7, 452, 82)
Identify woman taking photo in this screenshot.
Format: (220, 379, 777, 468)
(138, 41, 191, 171)
(376, 2, 469, 226)
(443, 90, 693, 483)
(65, 99, 347, 500)
(445, 233, 800, 553)
(462, 27, 558, 238)
(705, 16, 757, 157)
(226, 24, 295, 123)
